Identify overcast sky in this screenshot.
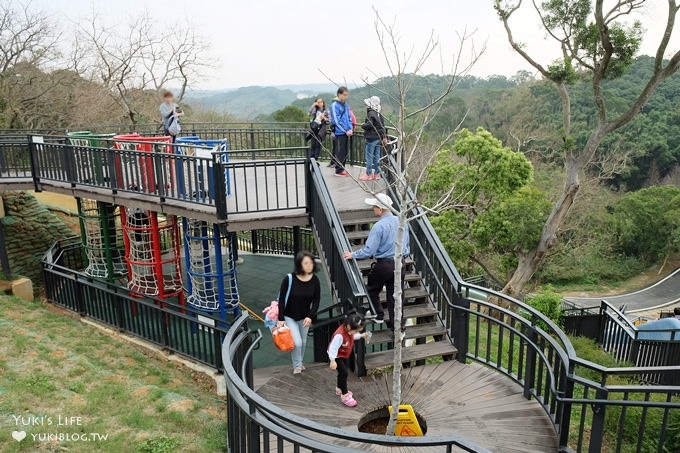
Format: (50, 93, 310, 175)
(26, 0, 680, 89)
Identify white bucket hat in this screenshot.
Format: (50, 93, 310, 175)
(363, 96, 381, 113)
(364, 193, 392, 209)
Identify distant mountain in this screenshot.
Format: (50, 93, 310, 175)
(186, 86, 298, 119)
(184, 83, 359, 119)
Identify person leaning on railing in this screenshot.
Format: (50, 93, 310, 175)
(276, 251, 321, 374)
(359, 96, 386, 181)
(343, 193, 409, 338)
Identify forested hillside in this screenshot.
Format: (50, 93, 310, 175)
(286, 56, 680, 290)
(292, 56, 680, 189)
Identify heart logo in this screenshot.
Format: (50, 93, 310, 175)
(12, 430, 26, 442)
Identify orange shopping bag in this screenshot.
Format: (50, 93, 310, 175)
(272, 326, 295, 352)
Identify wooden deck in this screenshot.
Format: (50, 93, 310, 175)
(0, 161, 380, 229)
(255, 362, 559, 452)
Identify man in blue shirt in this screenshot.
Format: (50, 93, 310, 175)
(343, 193, 410, 331)
(329, 86, 353, 176)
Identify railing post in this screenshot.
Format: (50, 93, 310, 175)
(75, 276, 87, 316)
(107, 147, 118, 194)
(523, 322, 538, 399)
(597, 301, 607, 346)
(28, 135, 43, 192)
(629, 338, 640, 365)
(153, 151, 166, 202)
(251, 230, 258, 254)
(558, 365, 575, 449)
(113, 286, 125, 332)
(161, 310, 170, 349)
(213, 328, 224, 371)
(452, 295, 470, 363)
(305, 155, 312, 215)
(63, 142, 77, 187)
(293, 226, 301, 254)
(213, 155, 228, 221)
(249, 124, 256, 150)
(588, 387, 608, 453)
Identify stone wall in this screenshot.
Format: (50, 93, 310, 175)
(1, 191, 75, 286)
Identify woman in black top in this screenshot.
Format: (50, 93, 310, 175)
(308, 98, 328, 160)
(277, 251, 321, 374)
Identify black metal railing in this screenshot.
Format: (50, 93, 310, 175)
(42, 237, 231, 369)
(308, 156, 370, 374)
(237, 227, 317, 257)
(225, 158, 306, 215)
(379, 151, 680, 452)
(0, 137, 32, 179)
(24, 136, 310, 220)
(223, 313, 490, 453)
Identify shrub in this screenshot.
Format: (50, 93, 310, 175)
(136, 436, 180, 453)
(525, 286, 563, 326)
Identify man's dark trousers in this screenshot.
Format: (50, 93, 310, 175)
(366, 258, 406, 330)
(334, 134, 349, 174)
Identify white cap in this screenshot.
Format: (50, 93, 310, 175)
(364, 193, 393, 209)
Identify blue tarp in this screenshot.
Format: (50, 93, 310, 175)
(636, 318, 680, 341)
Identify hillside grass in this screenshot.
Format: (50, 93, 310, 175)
(0, 295, 226, 452)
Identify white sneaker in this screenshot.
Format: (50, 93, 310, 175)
(293, 367, 302, 374)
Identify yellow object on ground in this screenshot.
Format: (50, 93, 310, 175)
(240, 303, 264, 322)
(387, 404, 424, 436)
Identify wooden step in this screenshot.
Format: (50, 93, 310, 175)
(364, 340, 458, 369)
(356, 257, 414, 271)
(341, 216, 377, 227)
(369, 322, 447, 345)
(379, 285, 429, 302)
(346, 230, 371, 241)
(400, 303, 439, 319)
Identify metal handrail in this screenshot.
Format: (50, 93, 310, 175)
(308, 157, 367, 301)
(223, 314, 490, 452)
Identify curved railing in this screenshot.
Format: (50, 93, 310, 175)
(378, 151, 679, 451)
(223, 313, 490, 453)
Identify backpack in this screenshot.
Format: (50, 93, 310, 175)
(167, 113, 181, 136)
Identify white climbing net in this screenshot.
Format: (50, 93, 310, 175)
(185, 219, 239, 311)
(79, 199, 126, 279)
(124, 208, 182, 297)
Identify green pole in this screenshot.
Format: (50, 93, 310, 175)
(76, 197, 89, 271)
(98, 201, 116, 282)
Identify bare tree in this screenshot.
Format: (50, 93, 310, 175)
(0, 1, 63, 127)
(333, 10, 484, 434)
(493, 0, 680, 296)
(78, 11, 211, 126)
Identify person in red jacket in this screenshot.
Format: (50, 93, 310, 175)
(328, 312, 369, 407)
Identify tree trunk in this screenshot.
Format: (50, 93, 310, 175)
(385, 209, 407, 435)
(503, 157, 581, 296)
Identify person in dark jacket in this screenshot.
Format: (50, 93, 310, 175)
(308, 98, 328, 160)
(277, 251, 321, 374)
(360, 96, 386, 180)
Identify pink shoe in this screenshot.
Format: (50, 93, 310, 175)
(371, 173, 381, 180)
(340, 392, 358, 407)
(335, 388, 352, 397)
(359, 174, 372, 181)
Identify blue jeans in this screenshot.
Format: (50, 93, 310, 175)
(285, 316, 309, 369)
(365, 140, 381, 175)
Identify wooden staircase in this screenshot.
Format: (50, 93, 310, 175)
(341, 213, 457, 371)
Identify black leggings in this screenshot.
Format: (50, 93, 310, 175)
(336, 357, 349, 394)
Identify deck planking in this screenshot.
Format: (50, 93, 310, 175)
(0, 160, 379, 229)
(255, 361, 559, 452)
